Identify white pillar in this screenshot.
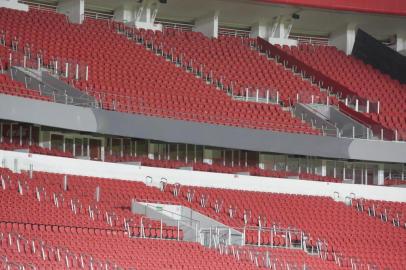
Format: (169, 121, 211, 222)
(114, 5, 134, 23)
(132, 0, 162, 31)
(193, 11, 219, 38)
(0, 0, 28, 11)
(57, 0, 85, 24)
(321, 160, 327, 177)
(377, 164, 385, 186)
(250, 22, 267, 39)
(267, 16, 297, 46)
(395, 31, 406, 55)
(329, 23, 357, 55)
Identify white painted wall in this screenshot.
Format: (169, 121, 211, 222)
(193, 12, 219, 38)
(329, 23, 357, 55)
(1, 150, 405, 203)
(0, 0, 28, 11)
(57, 0, 84, 24)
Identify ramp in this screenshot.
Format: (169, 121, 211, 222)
(131, 200, 244, 246)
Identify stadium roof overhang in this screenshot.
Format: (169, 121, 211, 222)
(82, 0, 406, 38)
(256, 0, 406, 17)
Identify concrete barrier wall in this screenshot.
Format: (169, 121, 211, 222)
(1, 150, 405, 202)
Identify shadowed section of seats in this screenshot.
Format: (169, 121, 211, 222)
(280, 44, 406, 140)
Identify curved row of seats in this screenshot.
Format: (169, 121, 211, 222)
(0, 7, 319, 135)
(163, 183, 406, 270)
(0, 168, 326, 269)
(281, 44, 406, 140)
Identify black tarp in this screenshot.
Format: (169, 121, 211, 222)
(352, 29, 406, 84)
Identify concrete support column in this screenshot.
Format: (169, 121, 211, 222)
(258, 153, 265, 170)
(329, 23, 357, 55)
(114, 5, 134, 23)
(0, 0, 28, 11)
(203, 147, 213, 165)
(321, 160, 327, 177)
(193, 11, 219, 38)
(377, 164, 385, 186)
(395, 31, 406, 55)
(250, 22, 267, 39)
(267, 16, 297, 46)
(57, 0, 85, 24)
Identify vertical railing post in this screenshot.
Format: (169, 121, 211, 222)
(355, 99, 359, 112)
(85, 66, 89, 81)
(366, 100, 370, 113)
(377, 101, 380, 114)
(65, 63, 69, 78)
(256, 89, 259, 102)
(245, 88, 249, 101)
(75, 64, 79, 80)
(276, 91, 279, 104)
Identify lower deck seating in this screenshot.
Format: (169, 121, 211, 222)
(1, 168, 404, 269)
(1, 222, 257, 270)
(163, 184, 406, 270)
(352, 198, 406, 229)
(0, 168, 332, 269)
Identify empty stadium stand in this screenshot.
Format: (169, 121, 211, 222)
(136, 27, 333, 106)
(0, 1, 405, 269)
(0, 167, 345, 269)
(278, 43, 406, 140)
(352, 197, 406, 229)
(0, 8, 319, 135)
(163, 183, 406, 269)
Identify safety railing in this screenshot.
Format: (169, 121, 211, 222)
(256, 37, 379, 114)
(6, 49, 89, 81)
(289, 34, 329, 46)
(129, 199, 199, 242)
(156, 20, 193, 32)
(218, 27, 250, 38)
(19, 0, 57, 12)
(338, 102, 400, 141)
